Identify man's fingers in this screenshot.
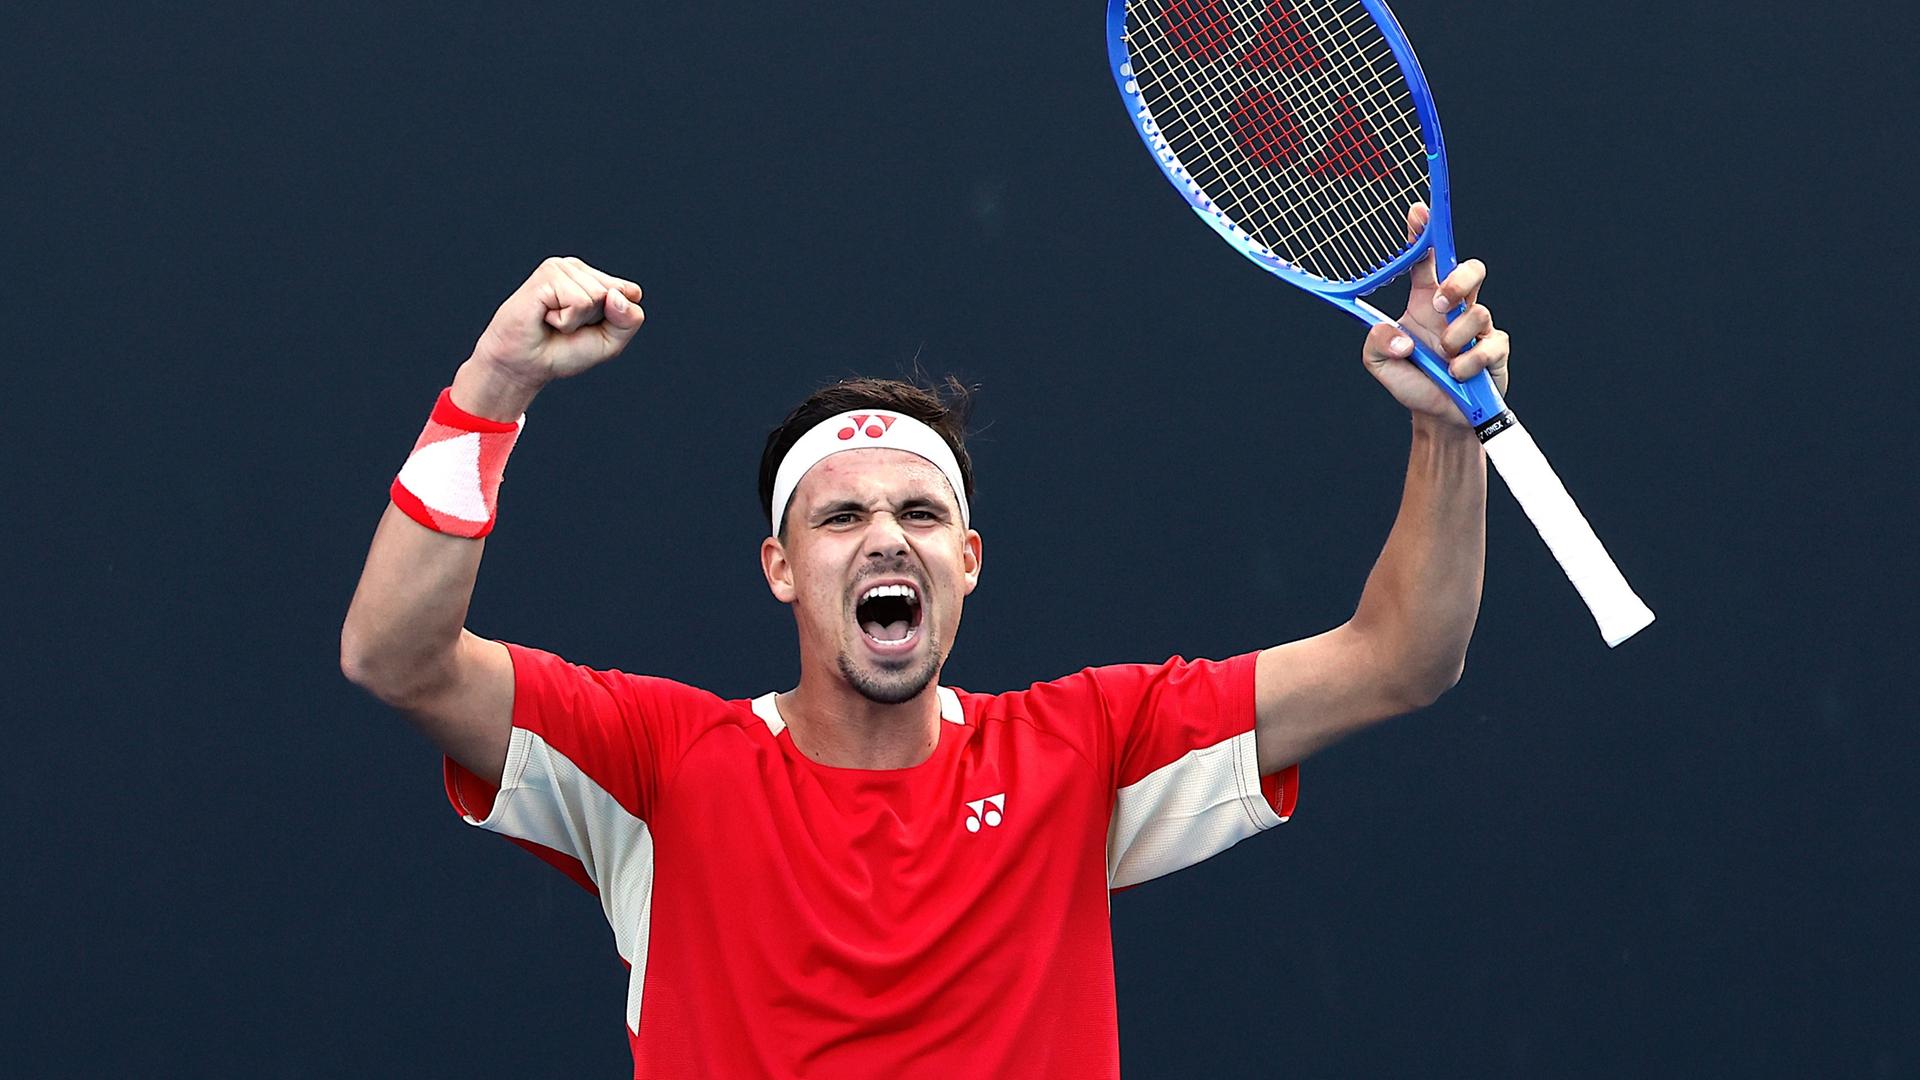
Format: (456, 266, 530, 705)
(1381, 210, 1511, 400)
(564, 256, 643, 306)
(1430, 258, 1486, 314)
(1402, 203, 1485, 316)
(1405, 202, 1438, 293)
(536, 258, 595, 309)
(607, 278, 642, 304)
(1442, 304, 1492, 355)
(1449, 328, 1509, 385)
(534, 281, 560, 312)
(541, 259, 607, 332)
(530, 258, 643, 333)
(555, 259, 610, 314)
(550, 258, 646, 347)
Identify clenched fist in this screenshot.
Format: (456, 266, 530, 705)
(452, 257, 646, 420)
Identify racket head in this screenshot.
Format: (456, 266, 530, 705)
(1107, 0, 1459, 299)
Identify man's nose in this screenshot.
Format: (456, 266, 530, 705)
(862, 513, 909, 558)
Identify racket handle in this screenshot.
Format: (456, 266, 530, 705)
(1480, 417, 1655, 646)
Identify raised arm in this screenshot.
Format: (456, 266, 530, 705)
(1252, 204, 1510, 775)
(340, 258, 644, 784)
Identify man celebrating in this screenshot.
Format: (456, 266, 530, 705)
(341, 203, 1508, 1077)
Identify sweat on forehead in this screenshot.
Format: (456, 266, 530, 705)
(769, 409, 972, 534)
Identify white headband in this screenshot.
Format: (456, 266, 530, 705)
(770, 409, 970, 533)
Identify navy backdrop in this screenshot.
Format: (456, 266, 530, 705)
(6, 2, 1914, 1076)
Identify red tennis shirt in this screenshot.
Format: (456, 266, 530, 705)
(445, 642, 1299, 1078)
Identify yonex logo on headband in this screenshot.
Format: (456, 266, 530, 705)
(839, 414, 898, 440)
(770, 409, 971, 534)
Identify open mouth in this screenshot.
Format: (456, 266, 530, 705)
(854, 582, 923, 650)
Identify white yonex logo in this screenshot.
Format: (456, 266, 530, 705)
(964, 793, 1006, 833)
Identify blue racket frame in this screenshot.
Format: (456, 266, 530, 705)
(1107, 0, 1507, 427)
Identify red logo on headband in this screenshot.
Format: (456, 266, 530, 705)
(838, 413, 899, 441)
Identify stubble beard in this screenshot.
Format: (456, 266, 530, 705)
(837, 630, 944, 705)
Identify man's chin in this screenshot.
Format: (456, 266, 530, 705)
(837, 647, 940, 705)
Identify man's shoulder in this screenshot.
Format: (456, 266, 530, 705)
(956, 655, 1230, 705)
(502, 640, 765, 730)
(948, 668, 1114, 754)
(953, 652, 1260, 732)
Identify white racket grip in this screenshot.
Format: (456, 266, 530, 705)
(1481, 418, 1655, 646)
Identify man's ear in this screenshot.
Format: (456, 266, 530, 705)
(961, 529, 983, 596)
(761, 535, 797, 604)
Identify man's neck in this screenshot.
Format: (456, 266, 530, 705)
(778, 671, 943, 770)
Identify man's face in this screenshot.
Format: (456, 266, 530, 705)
(762, 448, 981, 705)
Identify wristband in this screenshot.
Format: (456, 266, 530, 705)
(390, 388, 525, 538)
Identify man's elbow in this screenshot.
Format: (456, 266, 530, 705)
(339, 625, 433, 707)
(339, 626, 390, 698)
(1392, 654, 1466, 712)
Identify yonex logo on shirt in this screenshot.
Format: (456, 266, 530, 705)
(964, 793, 1006, 833)
(837, 413, 899, 441)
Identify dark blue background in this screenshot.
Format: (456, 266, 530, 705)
(7, 2, 1912, 1076)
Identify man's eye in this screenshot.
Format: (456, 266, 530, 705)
(824, 513, 857, 526)
(904, 510, 935, 521)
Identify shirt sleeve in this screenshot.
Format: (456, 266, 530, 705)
(1077, 652, 1300, 889)
(442, 642, 710, 896)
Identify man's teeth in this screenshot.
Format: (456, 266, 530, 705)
(858, 583, 920, 644)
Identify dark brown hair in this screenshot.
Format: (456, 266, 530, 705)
(759, 375, 977, 536)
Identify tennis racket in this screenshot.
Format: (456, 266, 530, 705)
(1107, 0, 1654, 646)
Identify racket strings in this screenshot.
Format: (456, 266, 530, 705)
(1125, 0, 1431, 282)
(1223, 4, 1419, 271)
(1138, 40, 1397, 277)
(1285, 2, 1432, 265)
(1133, 0, 1421, 278)
(1156, 1, 1423, 278)
(1209, 4, 1410, 248)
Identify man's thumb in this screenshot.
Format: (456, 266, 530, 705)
(1362, 321, 1413, 370)
(603, 288, 646, 338)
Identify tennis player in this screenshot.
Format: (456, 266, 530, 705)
(341, 204, 1507, 1078)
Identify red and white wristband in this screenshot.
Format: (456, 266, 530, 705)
(389, 388, 525, 539)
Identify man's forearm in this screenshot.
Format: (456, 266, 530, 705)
(1349, 414, 1488, 705)
(1253, 246, 1507, 773)
(338, 358, 536, 703)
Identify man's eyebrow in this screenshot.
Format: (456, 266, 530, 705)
(811, 500, 867, 520)
(810, 494, 949, 521)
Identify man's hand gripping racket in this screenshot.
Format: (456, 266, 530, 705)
(1361, 203, 1505, 425)
(1108, 0, 1653, 646)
